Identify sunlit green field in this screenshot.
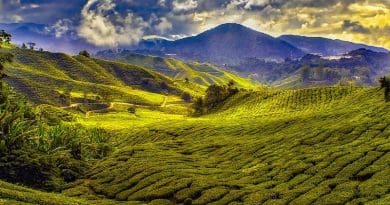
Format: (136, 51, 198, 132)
(53, 86, 390, 205)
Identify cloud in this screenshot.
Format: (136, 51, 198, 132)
(50, 19, 74, 38)
(155, 17, 173, 33)
(10, 14, 23, 22)
(1, 0, 389, 50)
(78, 0, 149, 47)
(342, 20, 370, 34)
(172, 0, 198, 12)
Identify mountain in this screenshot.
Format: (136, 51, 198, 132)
(279, 35, 389, 56)
(132, 23, 306, 64)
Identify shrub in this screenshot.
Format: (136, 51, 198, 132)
(78, 50, 90, 58)
(128, 106, 136, 114)
(379, 76, 390, 101)
(181, 92, 192, 103)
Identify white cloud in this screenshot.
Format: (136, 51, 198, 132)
(155, 17, 173, 33)
(10, 14, 22, 22)
(172, 0, 198, 12)
(227, 0, 270, 10)
(78, 0, 149, 47)
(158, 0, 166, 7)
(244, 0, 269, 9)
(50, 19, 73, 38)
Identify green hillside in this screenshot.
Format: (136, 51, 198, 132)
(2, 48, 257, 107)
(59, 87, 387, 205)
(0, 46, 389, 205)
(96, 51, 258, 89)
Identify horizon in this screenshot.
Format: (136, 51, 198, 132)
(0, 0, 389, 50)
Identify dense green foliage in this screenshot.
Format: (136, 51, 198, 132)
(0, 85, 113, 190)
(193, 82, 239, 115)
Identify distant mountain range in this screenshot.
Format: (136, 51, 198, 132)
(132, 23, 306, 64)
(278, 35, 388, 56)
(128, 23, 388, 65)
(1, 22, 387, 60)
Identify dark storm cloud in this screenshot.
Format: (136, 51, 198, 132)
(342, 20, 370, 33)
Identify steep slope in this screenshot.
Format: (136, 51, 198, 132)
(279, 35, 388, 56)
(131, 23, 305, 64)
(64, 86, 390, 204)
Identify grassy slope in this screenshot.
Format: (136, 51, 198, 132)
(97, 52, 258, 90)
(3, 48, 257, 106)
(57, 86, 389, 205)
(2, 48, 178, 106)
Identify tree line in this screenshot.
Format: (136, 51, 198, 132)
(193, 81, 239, 115)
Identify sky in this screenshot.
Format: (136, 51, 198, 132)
(0, 0, 389, 49)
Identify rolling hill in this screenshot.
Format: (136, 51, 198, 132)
(96, 50, 258, 88)
(2, 47, 256, 107)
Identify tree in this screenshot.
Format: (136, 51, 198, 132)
(79, 50, 90, 58)
(184, 77, 189, 84)
(27, 42, 36, 50)
(0, 30, 11, 44)
(193, 97, 204, 115)
(379, 76, 390, 102)
(127, 106, 136, 114)
(21, 43, 27, 49)
(181, 92, 192, 103)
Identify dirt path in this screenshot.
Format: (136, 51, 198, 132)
(161, 96, 168, 107)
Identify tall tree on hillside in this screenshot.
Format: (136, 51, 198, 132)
(27, 42, 36, 50)
(21, 43, 27, 49)
(379, 77, 390, 102)
(0, 30, 12, 44)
